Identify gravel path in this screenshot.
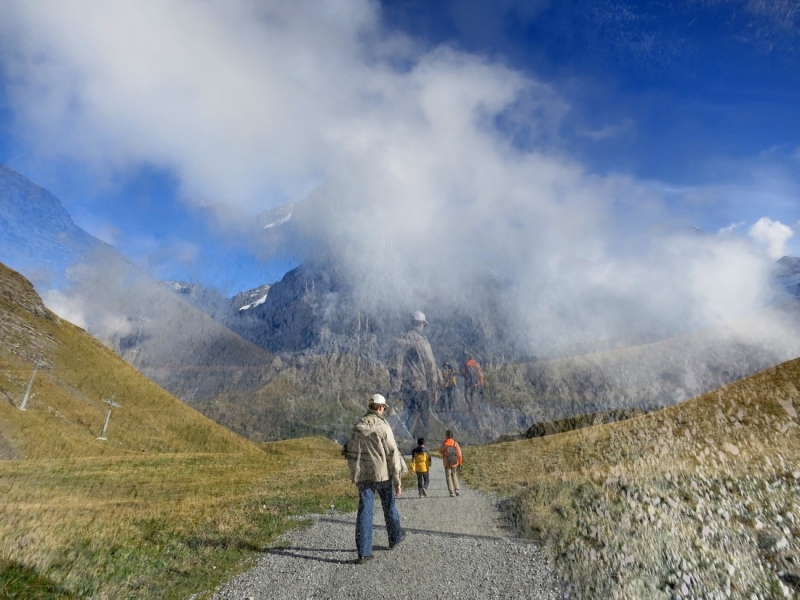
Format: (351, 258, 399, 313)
(213, 460, 563, 599)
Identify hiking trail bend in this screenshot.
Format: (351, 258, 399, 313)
(212, 459, 562, 599)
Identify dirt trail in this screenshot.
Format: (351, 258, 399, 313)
(213, 460, 562, 599)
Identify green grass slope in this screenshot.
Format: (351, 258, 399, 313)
(0, 263, 358, 598)
(465, 356, 800, 598)
(0, 261, 258, 459)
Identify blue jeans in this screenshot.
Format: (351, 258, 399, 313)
(356, 480, 403, 558)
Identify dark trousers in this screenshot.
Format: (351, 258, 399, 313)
(465, 385, 482, 410)
(405, 390, 431, 438)
(441, 386, 456, 411)
(416, 471, 429, 491)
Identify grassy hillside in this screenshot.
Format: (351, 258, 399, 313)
(0, 263, 259, 459)
(464, 356, 800, 598)
(0, 263, 358, 598)
(0, 437, 356, 598)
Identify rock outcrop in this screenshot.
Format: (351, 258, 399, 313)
(0, 262, 50, 320)
(524, 408, 647, 438)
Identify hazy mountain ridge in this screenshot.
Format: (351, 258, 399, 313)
(195, 254, 800, 437)
(231, 283, 272, 311)
(0, 165, 284, 409)
(776, 256, 800, 297)
(161, 279, 232, 320)
(0, 164, 113, 288)
(225, 260, 533, 362)
(5, 163, 800, 446)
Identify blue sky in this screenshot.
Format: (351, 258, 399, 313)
(0, 0, 798, 303)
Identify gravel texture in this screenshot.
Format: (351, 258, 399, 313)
(213, 460, 563, 599)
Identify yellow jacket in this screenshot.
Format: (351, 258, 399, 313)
(410, 445, 431, 473)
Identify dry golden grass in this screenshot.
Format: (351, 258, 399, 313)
(1, 438, 356, 599)
(0, 266, 360, 598)
(464, 358, 800, 598)
(0, 310, 258, 460)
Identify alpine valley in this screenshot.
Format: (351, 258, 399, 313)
(3, 163, 800, 448)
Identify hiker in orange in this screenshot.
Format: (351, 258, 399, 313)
(440, 430, 462, 497)
(462, 354, 484, 411)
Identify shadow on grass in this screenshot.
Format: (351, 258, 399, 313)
(0, 560, 77, 599)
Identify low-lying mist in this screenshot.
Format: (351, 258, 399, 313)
(285, 147, 794, 360)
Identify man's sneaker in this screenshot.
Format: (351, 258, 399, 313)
(449, 492, 455, 497)
(455, 490, 460, 496)
(356, 555, 374, 564)
(421, 489, 427, 497)
(389, 531, 406, 549)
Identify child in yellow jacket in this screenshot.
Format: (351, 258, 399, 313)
(410, 437, 431, 498)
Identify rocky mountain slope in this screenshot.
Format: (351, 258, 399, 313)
(193, 254, 800, 445)
(776, 256, 800, 297)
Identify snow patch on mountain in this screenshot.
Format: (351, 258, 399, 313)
(257, 202, 295, 230)
(264, 213, 292, 229)
(230, 283, 272, 311)
(239, 293, 268, 311)
(165, 280, 194, 294)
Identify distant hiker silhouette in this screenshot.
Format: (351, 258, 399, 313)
(462, 355, 484, 411)
(389, 311, 442, 439)
(440, 361, 457, 412)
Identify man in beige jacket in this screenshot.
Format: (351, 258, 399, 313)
(346, 394, 406, 563)
(390, 311, 442, 439)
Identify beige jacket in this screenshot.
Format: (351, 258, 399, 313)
(346, 411, 406, 487)
(390, 329, 442, 394)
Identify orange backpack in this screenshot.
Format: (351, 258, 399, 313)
(464, 359, 484, 387)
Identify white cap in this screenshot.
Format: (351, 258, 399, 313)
(412, 311, 428, 324)
(370, 393, 387, 406)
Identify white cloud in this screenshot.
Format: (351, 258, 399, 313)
(43, 281, 136, 339)
(41, 289, 88, 329)
(748, 217, 794, 260)
(0, 0, 388, 215)
(0, 0, 794, 351)
(718, 222, 744, 236)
